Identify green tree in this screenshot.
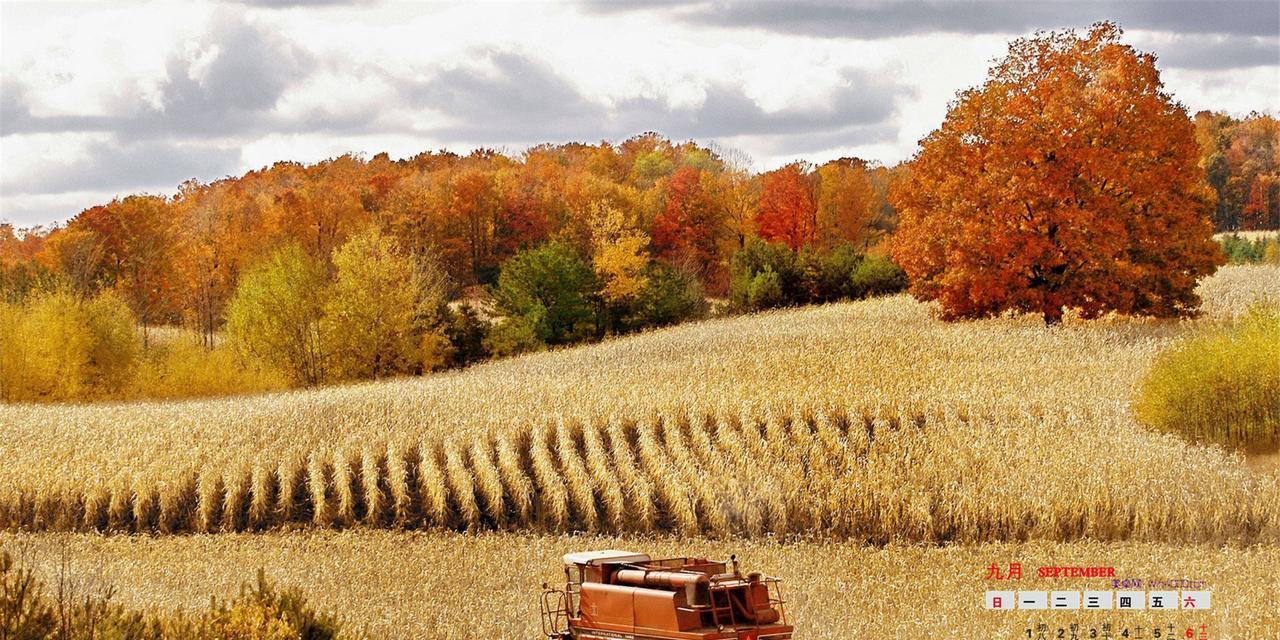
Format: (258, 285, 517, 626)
(225, 244, 329, 385)
(849, 255, 909, 299)
(627, 261, 707, 329)
(491, 242, 597, 345)
(746, 267, 784, 310)
(729, 238, 798, 310)
(483, 313, 545, 358)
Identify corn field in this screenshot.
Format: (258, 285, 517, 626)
(2, 265, 1279, 543)
(2, 403, 1277, 542)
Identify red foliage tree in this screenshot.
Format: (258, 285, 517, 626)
(654, 166, 722, 275)
(755, 163, 816, 250)
(891, 23, 1223, 323)
(1240, 176, 1278, 231)
(75, 195, 178, 328)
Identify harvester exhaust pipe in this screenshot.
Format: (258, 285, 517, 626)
(614, 569, 709, 590)
(614, 569, 711, 606)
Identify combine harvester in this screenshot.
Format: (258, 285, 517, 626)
(541, 550, 794, 640)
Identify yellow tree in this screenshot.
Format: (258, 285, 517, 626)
(224, 244, 329, 385)
(816, 158, 876, 249)
(713, 147, 759, 250)
(589, 201, 650, 308)
(324, 228, 447, 380)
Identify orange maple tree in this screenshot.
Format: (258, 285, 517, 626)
(891, 22, 1223, 323)
(756, 162, 816, 250)
(816, 158, 876, 249)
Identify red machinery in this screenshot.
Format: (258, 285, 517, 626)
(541, 550, 794, 640)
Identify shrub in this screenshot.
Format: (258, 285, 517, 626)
(737, 240, 906, 309)
(1135, 305, 1280, 451)
(0, 549, 340, 640)
(0, 288, 140, 402)
(626, 261, 707, 329)
(746, 267, 785, 310)
(211, 569, 340, 640)
(1217, 233, 1280, 265)
(0, 550, 56, 638)
(491, 242, 597, 345)
(444, 304, 489, 365)
(83, 290, 143, 391)
(1263, 238, 1280, 265)
(730, 239, 898, 310)
(2, 289, 93, 400)
(729, 239, 797, 310)
(799, 243, 863, 302)
(849, 254, 908, 298)
(483, 313, 545, 357)
(130, 333, 288, 400)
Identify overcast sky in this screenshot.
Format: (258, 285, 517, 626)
(1, 0, 1277, 228)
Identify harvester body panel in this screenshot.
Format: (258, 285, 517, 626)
(542, 551, 794, 640)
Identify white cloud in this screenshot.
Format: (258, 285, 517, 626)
(1, 0, 1277, 227)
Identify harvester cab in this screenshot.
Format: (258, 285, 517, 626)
(540, 550, 793, 640)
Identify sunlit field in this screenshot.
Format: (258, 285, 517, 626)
(2, 266, 1279, 543)
(1214, 230, 1280, 242)
(4, 5, 1279, 638)
(3, 265, 1279, 638)
(2, 531, 1277, 639)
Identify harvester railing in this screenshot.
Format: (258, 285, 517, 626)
(764, 575, 788, 625)
(539, 585, 570, 639)
(706, 574, 788, 630)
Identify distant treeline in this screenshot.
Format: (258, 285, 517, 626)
(1, 134, 916, 402)
(1195, 112, 1280, 232)
(0, 134, 899, 331)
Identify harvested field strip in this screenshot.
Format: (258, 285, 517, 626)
(3, 531, 1277, 639)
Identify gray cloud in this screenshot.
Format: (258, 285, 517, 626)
(613, 68, 907, 140)
(1, 9, 313, 139)
(407, 51, 909, 146)
(409, 51, 605, 141)
(602, 1, 1280, 38)
(2, 139, 240, 196)
(1150, 35, 1280, 71)
(153, 11, 312, 132)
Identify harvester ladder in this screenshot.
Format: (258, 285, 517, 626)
(707, 577, 739, 629)
(706, 575, 789, 630)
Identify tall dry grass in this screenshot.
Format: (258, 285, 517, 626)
(1, 403, 1275, 542)
(2, 266, 1279, 542)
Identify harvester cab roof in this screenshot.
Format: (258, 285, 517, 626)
(541, 549, 793, 640)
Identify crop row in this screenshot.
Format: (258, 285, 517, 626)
(3, 404, 1275, 542)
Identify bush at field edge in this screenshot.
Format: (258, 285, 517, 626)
(1135, 304, 1280, 452)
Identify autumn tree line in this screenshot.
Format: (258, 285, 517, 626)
(0, 22, 1277, 403)
(1195, 111, 1280, 232)
(0, 135, 910, 401)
